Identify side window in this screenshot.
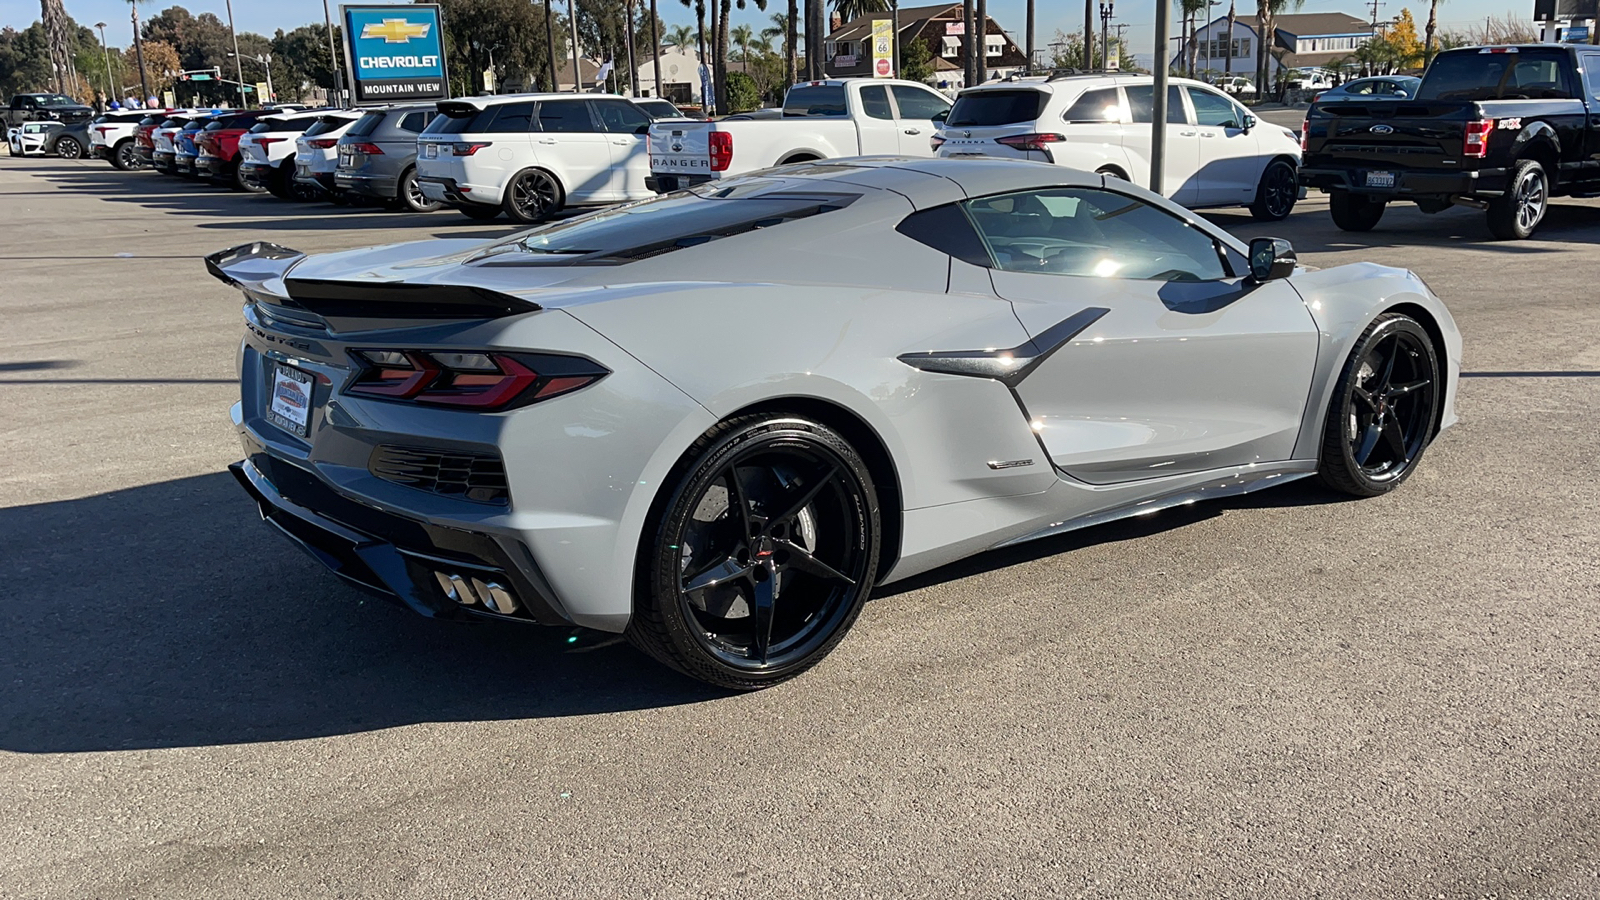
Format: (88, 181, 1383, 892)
(536, 100, 595, 133)
(1186, 87, 1242, 128)
(890, 85, 951, 120)
(858, 85, 893, 120)
(1062, 87, 1122, 123)
(398, 111, 432, 133)
(487, 101, 536, 132)
(1124, 85, 1188, 124)
(1348, 80, 1375, 95)
(961, 188, 1227, 282)
(895, 203, 992, 266)
(1582, 53, 1600, 102)
(590, 99, 651, 133)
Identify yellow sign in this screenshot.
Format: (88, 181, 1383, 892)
(360, 18, 432, 43)
(871, 19, 894, 78)
(255, 81, 270, 101)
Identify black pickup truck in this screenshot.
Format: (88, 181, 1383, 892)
(1299, 44, 1600, 239)
(2, 93, 95, 130)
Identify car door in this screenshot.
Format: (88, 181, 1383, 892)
(1120, 84, 1200, 206)
(532, 99, 612, 203)
(1186, 85, 1262, 207)
(889, 84, 952, 155)
(961, 186, 1318, 482)
(853, 84, 900, 155)
(589, 98, 654, 199)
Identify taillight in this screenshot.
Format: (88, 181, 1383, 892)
(995, 133, 1066, 152)
(1464, 118, 1493, 159)
(348, 142, 383, 155)
(96, 126, 112, 135)
(453, 141, 492, 156)
(930, 134, 946, 152)
(346, 350, 608, 411)
(1300, 119, 1308, 151)
(308, 138, 339, 149)
(709, 131, 733, 171)
(256, 136, 284, 146)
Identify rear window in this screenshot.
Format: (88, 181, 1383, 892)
(399, 110, 433, 132)
(303, 116, 354, 137)
(425, 101, 535, 133)
(252, 117, 314, 134)
(783, 85, 847, 117)
(347, 111, 385, 137)
(946, 89, 1047, 127)
(475, 182, 859, 266)
(1420, 49, 1576, 100)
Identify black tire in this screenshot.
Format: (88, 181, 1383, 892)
(627, 415, 882, 690)
(458, 203, 502, 221)
(1249, 159, 1299, 221)
(111, 140, 141, 170)
(232, 159, 263, 193)
(1317, 313, 1441, 497)
(396, 166, 442, 212)
(1486, 158, 1548, 241)
(54, 136, 83, 160)
(502, 168, 564, 223)
(1329, 189, 1386, 232)
(1094, 165, 1128, 181)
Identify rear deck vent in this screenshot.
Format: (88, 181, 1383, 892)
(369, 445, 509, 505)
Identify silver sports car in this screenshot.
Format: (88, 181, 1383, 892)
(210, 157, 1460, 690)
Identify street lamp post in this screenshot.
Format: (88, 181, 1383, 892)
(569, 0, 583, 93)
(1098, 2, 1113, 69)
(1151, 0, 1171, 194)
(95, 22, 113, 102)
(230, 52, 275, 104)
(224, 0, 246, 106)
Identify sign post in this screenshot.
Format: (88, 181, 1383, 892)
(340, 4, 449, 105)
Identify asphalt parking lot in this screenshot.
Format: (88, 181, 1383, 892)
(2, 151, 1598, 899)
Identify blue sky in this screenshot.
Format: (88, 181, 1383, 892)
(17, 0, 1530, 67)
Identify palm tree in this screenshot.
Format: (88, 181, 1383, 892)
(1423, 0, 1443, 63)
(763, 10, 799, 86)
(666, 23, 696, 49)
(1224, 0, 1235, 74)
(1254, 0, 1303, 101)
(731, 24, 755, 61)
(832, 0, 888, 20)
(1182, 0, 1208, 78)
(126, 0, 152, 101)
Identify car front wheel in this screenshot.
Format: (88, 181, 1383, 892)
(1249, 159, 1298, 221)
(628, 415, 881, 690)
(1317, 313, 1440, 497)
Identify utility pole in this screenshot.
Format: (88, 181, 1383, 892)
(225, 0, 246, 107)
(1026, 0, 1034, 73)
(976, 0, 988, 83)
(624, 0, 637, 96)
(1151, 0, 1170, 194)
(322, 0, 342, 103)
(131, 6, 150, 102)
(569, 0, 583, 93)
(1083, 0, 1094, 69)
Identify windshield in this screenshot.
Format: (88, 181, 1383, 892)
(1419, 48, 1575, 100)
(783, 85, 847, 117)
(947, 90, 1047, 127)
(36, 94, 77, 107)
(477, 181, 858, 266)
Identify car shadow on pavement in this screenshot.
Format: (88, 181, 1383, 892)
(0, 471, 721, 754)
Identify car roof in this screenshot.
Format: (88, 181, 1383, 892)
(754, 155, 1101, 199)
(445, 93, 634, 109)
(961, 74, 1220, 96)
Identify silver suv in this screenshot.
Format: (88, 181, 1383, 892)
(334, 104, 442, 212)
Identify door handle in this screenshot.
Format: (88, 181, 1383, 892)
(1200, 131, 1217, 138)
(612, 139, 631, 145)
(537, 138, 557, 144)
(903, 128, 921, 135)
(1179, 130, 1197, 136)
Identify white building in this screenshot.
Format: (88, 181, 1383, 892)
(634, 46, 706, 105)
(1173, 12, 1379, 79)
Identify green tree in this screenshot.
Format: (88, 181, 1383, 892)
(1254, 0, 1304, 100)
(666, 24, 696, 48)
(761, 10, 799, 88)
(831, 0, 887, 22)
(1047, 28, 1135, 73)
(900, 35, 933, 83)
(731, 23, 754, 61)
(270, 24, 340, 101)
(725, 69, 759, 110)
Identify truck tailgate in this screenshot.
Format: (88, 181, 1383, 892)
(649, 121, 713, 179)
(1308, 101, 1471, 170)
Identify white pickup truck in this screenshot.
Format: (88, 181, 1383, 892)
(646, 79, 953, 191)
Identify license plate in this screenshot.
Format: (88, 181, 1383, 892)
(1365, 170, 1396, 188)
(267, 363, 314, 438)
(338, 149, 352, 166)
(424, 142, 438, 158)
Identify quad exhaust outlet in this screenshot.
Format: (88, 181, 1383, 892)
(433, 571, 520, 615)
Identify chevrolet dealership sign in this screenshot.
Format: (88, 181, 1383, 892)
(341, 4, 449, 103)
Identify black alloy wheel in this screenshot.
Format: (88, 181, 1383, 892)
(54, 136, 83, 159)
(398, 167, 442, 212)
(112, 141, 142, 170)
(1318, 313, 1440, 497)
(503, 169, 563, 224)
(1487, 158, 1548, 241)
(1249, 159, 1299, 221)
(630, 416, 881, 690)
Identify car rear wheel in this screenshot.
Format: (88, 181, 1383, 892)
(1486, 158, 1547, 241)
(628, 415, 881, 690)
(397, 167, 442, 213)
(1329, 189, 1385, 231)
(54, 136, 83, 159)
(458, 203, 501, 221)
(503, 169, 564, 223)
(1317, 313, 1440, 497)
(112, 140, 141, 170)
(1249, 159, 1298, 221)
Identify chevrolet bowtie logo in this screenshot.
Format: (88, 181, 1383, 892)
(361, 18, 431, 43)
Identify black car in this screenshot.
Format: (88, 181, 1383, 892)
(1300, 44, 1600, 240)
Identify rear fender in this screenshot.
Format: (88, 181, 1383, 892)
(1508, 121, 1560, 171)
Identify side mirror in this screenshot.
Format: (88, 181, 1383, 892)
(1242, 113, 1256, 132)
(1248, 237, 1296, 282)
(932, 109, 949, 123)
(1393, 89, 1409, 98)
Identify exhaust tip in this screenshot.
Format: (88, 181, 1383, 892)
(434, 570, 518, 615)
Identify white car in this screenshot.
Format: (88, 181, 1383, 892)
(647, 79, 952, 191)
(8, 121, 61, 156)
(89, 110, 155, 169)
(292, 110, 363, 200)
(936, 74, 1303, 220)
(1217, 76, 1257, 97)
(240, 110, 327, 199)
(416, 93, 659, 223)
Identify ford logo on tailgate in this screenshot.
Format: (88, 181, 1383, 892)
(1369, 124, 1395, 134)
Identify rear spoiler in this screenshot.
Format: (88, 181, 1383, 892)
(204, 241, 542, 320)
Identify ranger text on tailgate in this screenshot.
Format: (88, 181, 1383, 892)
(1300, 44, 1600, 239)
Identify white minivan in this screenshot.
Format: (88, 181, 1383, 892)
(936, 74, 1303, 220)
(417, 93, 658, 223)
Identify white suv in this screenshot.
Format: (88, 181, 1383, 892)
(936, 74, 1303, 220)
(240, 110, 327, 199)
(292, 110, 363, 201)
(416, 93, 657, 223)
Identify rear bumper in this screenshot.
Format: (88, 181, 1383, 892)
(647, 173, 714, 193)
(294, 168, 339, 190)
(334, 170, 400, 198)
(1300, 165, 1510, 198)
(230, 449, 571, 627)
(92, 145, 110, 159)
(417, 174, 496, 207)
